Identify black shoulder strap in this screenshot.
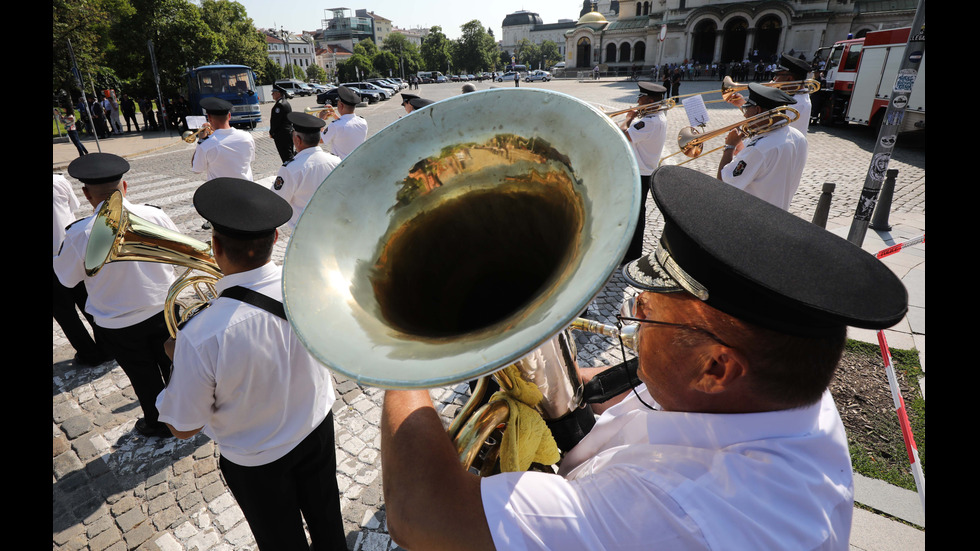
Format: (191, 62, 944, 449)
(581, 357, 640, 404)
(220, 286, 287, 320)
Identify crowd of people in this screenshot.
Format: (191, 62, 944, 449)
(54, 60, 910, 550)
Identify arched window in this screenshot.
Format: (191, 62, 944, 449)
(619, 42, 632, 63)
(643, 2, 650, 16)
(634, 41, 646, 62)
(606, 43, 617, 63)
(636, 3, 641, 16)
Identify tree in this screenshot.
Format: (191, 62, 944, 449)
(53, 0, 134, 99)
(453, 20, 497, 73)
(109, 0, 220, 97)
(515, 39, 540, 68)
(338, 53, 373, 81)
(539, 40, 562, 70)
(306, 64, 327, 83)
(199, 0, 267, 74)
(382, 33, 424, 77)
(421, 26, 452, 72)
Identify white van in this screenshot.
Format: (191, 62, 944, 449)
(274, 79, 313, 97)
(550, 62, 566, 72)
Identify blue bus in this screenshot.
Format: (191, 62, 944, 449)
(184, 64, 261, 128)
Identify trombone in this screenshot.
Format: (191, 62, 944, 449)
(671, 77, 821, 106)
(602, 97, 676, 119)
(658, 106, 799, 167)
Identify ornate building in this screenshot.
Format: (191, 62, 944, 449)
(503, 0, 918, 73)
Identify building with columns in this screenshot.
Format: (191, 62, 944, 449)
(503, 0, 917, 75)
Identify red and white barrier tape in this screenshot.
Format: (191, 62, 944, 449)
(875, 234, 925, 259)
(875, 329, 925, 516)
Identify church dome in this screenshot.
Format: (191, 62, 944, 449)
(502, 11, 544, 27)
(578, 10, 608, 25)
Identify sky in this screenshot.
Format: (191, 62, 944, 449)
(233, 0, 588, 41)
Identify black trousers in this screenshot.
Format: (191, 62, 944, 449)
(97, 311, 172, 428)
(219, 413, 347, 550)
(623, 173, 652, 264)
(273, 133, 295, 163)
(52, 270, 109, 363)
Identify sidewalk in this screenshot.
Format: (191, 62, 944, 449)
(52, 129, 925, 549)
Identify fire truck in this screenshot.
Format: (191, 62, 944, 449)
(814, 26, 925, 133)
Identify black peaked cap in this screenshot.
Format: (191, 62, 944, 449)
(623, 166, 908, 337)
(68, 153, 130, 185)
(194, 178, 292, 239)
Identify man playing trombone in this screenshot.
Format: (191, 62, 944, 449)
(620, 81, 669, 264)
(717, 83, 807, 211)
(726, 54, 814, 136)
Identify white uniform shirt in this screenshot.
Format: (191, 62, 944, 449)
(53, 197, 177, 328)
(155, 262, 336, 467)
(789, 91, 812, 135)
(481, 388, 853, 551)
(719, 124, 808, 210)
(272, 145, 341, 230)
(191, 127, 256, 181)
(321, 113, 368, 159)
(53, 174, 80, 255)
(625, 110, 668, 176)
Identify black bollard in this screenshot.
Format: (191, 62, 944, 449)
(811, 182, 836, 228)
(870, 169, 898, 231)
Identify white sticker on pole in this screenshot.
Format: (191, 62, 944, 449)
(894, 69, 917, 92)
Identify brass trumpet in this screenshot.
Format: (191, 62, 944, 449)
(658, 106, 800, 167)
(305, 105, 338, 121)
(182, 124, 213, 143)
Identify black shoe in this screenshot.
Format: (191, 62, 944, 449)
(201, 221, 212, 230)
(134, 418, 174, 438)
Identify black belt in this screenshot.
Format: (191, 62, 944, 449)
(219, 286, 287, 320)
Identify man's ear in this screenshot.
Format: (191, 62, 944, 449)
(691, 346, 749, 395)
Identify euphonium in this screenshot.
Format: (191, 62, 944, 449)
(85, 190, 222, 337)
(281, 88, 643, 473)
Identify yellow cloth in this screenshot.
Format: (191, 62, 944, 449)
(489, 364, 561, 472)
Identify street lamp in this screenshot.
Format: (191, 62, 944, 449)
(280, 27, 292, 79)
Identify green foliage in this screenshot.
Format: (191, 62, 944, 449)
(421, 26, 452, 72)
(306, 64, 328, 83)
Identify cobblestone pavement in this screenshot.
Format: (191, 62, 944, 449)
(53, 78, 925, 550)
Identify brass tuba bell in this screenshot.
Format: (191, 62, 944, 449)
(282, 88, 642, 472)
(85, 190, 222, 337)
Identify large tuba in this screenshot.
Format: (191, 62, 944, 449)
(85, 190, 222, 337)
(282, 88, 642, 473)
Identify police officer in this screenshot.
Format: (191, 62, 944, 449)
(320, 86, 368, 159)
(717, 83, 807, 211)
(621, 81, 669, 264)
(272, 112, 341, 231)
(156, 178, 347, 550)
(269, 85, 294, 163)
(401, 95, 434, 115)
(726, 54, 813, 136)
(53, 153, 178, 438)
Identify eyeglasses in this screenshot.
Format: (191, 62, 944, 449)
(616, 296, 734, 349)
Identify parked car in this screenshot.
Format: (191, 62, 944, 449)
(495, 72, 519, 82)
(525, 70, 552, 82)
(317, 86, 380, 106)
(275, 79, 313, 97)
(435, 75, 449, 83)
(367, 79, 400, 94)
(344, 81, 393, 100)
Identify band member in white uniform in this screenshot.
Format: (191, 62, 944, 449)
(156, 178, 347, 550)
(190, 97, 256, 181)
(53, 153, 178, 438)
(378, 165, 909, 551)
(621, 81, 669, 264)
(319, 86, 368, 159)
(717, 83, 808, 211)
(726, 54, 813, 136)
(272, 112, 341, 231)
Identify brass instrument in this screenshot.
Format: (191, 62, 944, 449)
(603, 97, 676, 119)
(281, 88, 643, 474)
(671, 77, 821, 105)
(305, 105, 338, 120)
(182, 124, 213, 143)
(85, 190, 222, 337)
(659, 106, 800, 167)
